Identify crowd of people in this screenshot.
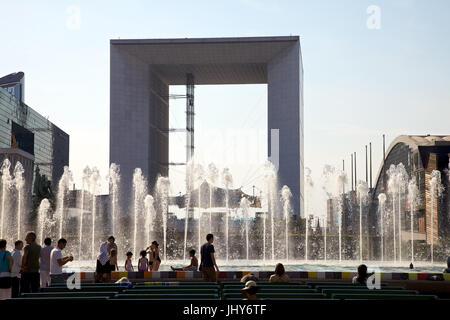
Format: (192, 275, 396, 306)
(1, 230, 449, 300)
(0, 232, 73, 299)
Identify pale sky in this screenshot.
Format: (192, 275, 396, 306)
(1, 0, 449, 217)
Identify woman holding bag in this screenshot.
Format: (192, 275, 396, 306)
(0, 239, 13, 300)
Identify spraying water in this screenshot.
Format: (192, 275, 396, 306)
(281, 185, 292, 261)
(79, 166, 91, 260)
(387, 164, 398, 261)
(206, 163, 218, 233)
(407, 179, 419, 262)
(357, 181, 369, 261)
(156, 176, 170, 261)
(90, 167, 100, 259)
(429, 170, 443, 264)
(184, 159, 194, 261)
(109, 163, 121, 236)
(222, 168, 233, 261)
(13, 162, 25, 240)
(37, 198, 53, 243)
(144, 195, 155, 250)
(321, 165, 335, 261)
(194, 164, 204, 255)
(335, 169, 347, 262)
(240, 197, 251, 260)
(132, 168, 147, 257)
(378, 193, 387, 261)
(396, 163, 408, 262)
(57, 166, 72, 240)
(0, 159, 12, 239)
(304, 168, 313, 261)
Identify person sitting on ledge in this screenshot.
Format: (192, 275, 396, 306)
(171, 249, 198, 271)
(269, 263, 289, 283)
(241, 280, 259, 300)
(444, 257, 450, 273)
(352, 264, 369, 285)
(241, 273, 258, 282)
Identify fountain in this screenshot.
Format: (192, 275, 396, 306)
(37, 198, 53, 243)
(429, 170, 443, 264)
(13, 162, 25, 240)
(335, 169, 347, 262)
(79, 166, 91, 260)
(88, 167, 100, 259)
(144, 195, 155, 251)
(357, 180, 369, 261)
(378, 193, 387, 261)
(184, 159, 194, 262)
(194, 164, 204, 255)
(240, 197, 250, 260)
(304, 168, 313, 261)
(109, 163, 121, 237)
(132, 168, 147, 256)
(281, 185, 292, 261)
(206, 163, 218, 233)
(407, 179, 419, 262)
(0, 159, 12, 239)
(0, 156, 448, 274)
(56, 166, 72, 240)
(222, 167, 233, 262)
(155, 176, 170, 261)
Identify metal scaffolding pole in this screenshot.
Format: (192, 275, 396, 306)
(186, 73, 195, 163)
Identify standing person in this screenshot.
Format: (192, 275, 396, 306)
(124, 252, 134, 272)
(103, 249, 118, 282)
(20, 232, 41, 293)
(10, 240, 23, 298)
(0, 239, 13, 300)
(39, 237, 53, 288)
(199, 234, 219, 282)
(269, 263, 290, 283)
(148, 241, 161, 271)
(49, 238, 73, 285)
(138, 250, 148, 272)
(443, 256, 450, 273)
(95, 236, 116, 282)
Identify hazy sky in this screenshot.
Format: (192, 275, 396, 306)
(1, 0, 449, 216)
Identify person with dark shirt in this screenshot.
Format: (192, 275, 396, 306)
(352, 264, 370, 285)
(200, 234, 219, 282)
(20, 232, 42, 293)
(443, 256, 450, 273)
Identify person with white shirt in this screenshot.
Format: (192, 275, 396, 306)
(49, 239, 73, 285)
(39, 238, 53, 288)
(11, 240, 23, 298)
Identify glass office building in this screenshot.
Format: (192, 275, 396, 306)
(0, 86, 69, 187)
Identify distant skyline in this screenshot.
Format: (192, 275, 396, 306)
(1, 0, 449, 217)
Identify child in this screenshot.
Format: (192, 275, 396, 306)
(109, 249, 118, 272)
(138, 250, 148, 272)
(125, 251, 134, 272)
(171, 249, 198, 271)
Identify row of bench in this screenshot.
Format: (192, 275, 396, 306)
(8, 281, 439, 301)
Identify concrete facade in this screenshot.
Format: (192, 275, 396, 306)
(110, 36, 304, 215)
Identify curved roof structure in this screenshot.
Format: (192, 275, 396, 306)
(372, 135, 450, 200)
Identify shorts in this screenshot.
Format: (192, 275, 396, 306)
(96, 260, 111, 273)
(201, 267, 216, 282)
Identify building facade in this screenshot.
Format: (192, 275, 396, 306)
(110, 36, 304, 216)
(0, 84, 69, 191)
